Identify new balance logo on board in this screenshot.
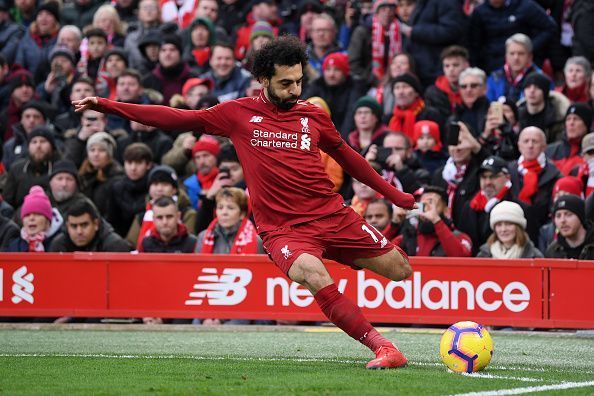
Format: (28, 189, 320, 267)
(185, 268, 252, 306)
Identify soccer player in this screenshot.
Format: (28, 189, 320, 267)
(73, 36, 416, 369)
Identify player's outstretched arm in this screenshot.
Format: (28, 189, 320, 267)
(327, 142, 416, 209)
(72, 97, 202, 132)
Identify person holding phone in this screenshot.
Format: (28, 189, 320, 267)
(432, 121, 489, 227)
(394, 185, 473, 257)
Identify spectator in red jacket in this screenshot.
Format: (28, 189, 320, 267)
(394, 185, 473, 257)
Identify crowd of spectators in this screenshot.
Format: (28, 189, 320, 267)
(1, 0, 594, 265)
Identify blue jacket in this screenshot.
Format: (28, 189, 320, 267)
(486, 64, 550, 102)
(0, 21, 24, 65)
(469, 0, 557, 73)
(201, 65, 251, 103)
(183, 174, 202, 210)
(407, 0, 467, 87)
(14, 29, 57, 77)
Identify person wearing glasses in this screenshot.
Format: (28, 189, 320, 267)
(450, 67, 490, 138)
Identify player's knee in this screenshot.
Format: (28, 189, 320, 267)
(289, 259, 332, 293)
(392, 250, 412, 280)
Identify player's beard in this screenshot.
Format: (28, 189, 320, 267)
(267, 85, 298, 111)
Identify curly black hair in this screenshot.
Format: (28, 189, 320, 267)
(252, 35, 309, 81)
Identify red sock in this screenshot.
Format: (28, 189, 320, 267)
(314, 283, 392, 353)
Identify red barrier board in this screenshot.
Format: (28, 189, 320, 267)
(544, 259, 594, 328)
(0, 253, 563, 327)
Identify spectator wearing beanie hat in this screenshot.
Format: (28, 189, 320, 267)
(3, 73, 36, 144)
(347, 96, 390, 153)
(40, 45, 80, 114)
(15, 1, 61, 76)
(79, 131, 124, 216)
(48, 159, 90, 216)
(412, 120, 447, 175)
(545, 103, 593, 176)
(518, 72, 570, 144)
(184, 137, 229, 209)
(303, 52, 369, 138)
(183, 17, 216, 75)
(546, 195, 594, 259)
(250, 21, 275, 50)
(477, 201, 543, 259)
(3, 125, 59, 209)
(6, 186, 58, 252)
(142, 33, 195, 106)
(180, 77, 214, 109)
(538, 176, 585, 253)
(96, 47, 129, 100)
(388, 72, 442, 142)
(3, 101, 50, 170)
(127, 164, 197, 248)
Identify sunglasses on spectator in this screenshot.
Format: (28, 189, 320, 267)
(459, 83, 482, 90)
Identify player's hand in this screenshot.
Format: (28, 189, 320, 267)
(72, 97, 99, 113)
(365, 144, 378, 162)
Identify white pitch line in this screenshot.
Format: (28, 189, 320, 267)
(460, 372, 542, 383)
(450, 380, 594, 396)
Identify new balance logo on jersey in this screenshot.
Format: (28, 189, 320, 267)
(185, 268, 252, 306)
(250, 116, 263, 123)
(300, 134, 311, 151)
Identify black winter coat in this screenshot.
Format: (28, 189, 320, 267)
(406, 0, 467, 87)
(302, 75, 369, 139)
(468, 0, 557, 73)
(107, 175, 149, 237)
(49, 219, 130, 252)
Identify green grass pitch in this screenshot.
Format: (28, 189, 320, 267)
(1, 326, 594, 395)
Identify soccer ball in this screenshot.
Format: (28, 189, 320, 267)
(439, 321, 494, 373)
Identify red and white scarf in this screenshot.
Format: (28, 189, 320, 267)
(137, 201, 154, 250)
(201, 216, 258, 254)
(442, 157, 467, 209)
(388, 97, 425, 141)
(504, 63, 532, 87)
(470, 180, 512, 212)
(518, 153, 546, 204)
(371, 15, 401, 81)
(577, 158, 594, 198)
(198, 167, 219, 191)
(20, 228, 46, 252)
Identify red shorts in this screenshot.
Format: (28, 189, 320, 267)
(261, 205, 396, 275)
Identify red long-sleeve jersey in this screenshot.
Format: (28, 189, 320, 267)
(96, 93, 415, 233)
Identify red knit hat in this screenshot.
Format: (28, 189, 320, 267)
(182, 78, 214, 96)
(553, 176, 584, 199)
(21, 186, 53, 221)
(192, 137, 220, 157)
(322, 53, 349, 77)
(413, 120, 442, 152)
